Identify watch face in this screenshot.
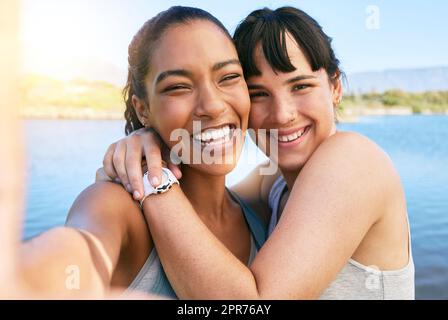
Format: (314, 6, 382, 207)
(155, 170, 171, 192)
(161, 170, 170, 185)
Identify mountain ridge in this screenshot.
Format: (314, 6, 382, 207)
(346, 66, 448, 94)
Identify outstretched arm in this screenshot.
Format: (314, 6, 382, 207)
(144, 133, 393, 299)
(19, 181, 142, 298)
(0, 0, 150, 298)
(19, 227, 106, 297)
(0, 7, 105, 295)
(0, 0, 26, 296)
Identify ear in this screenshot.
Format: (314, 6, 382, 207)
(132, 95, 150, 126)
(331, 73, 343, 106)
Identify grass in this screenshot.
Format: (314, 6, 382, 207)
(20, 75, 124, 112)
(341, 90, 448, 114)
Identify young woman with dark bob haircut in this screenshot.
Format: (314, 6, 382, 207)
(102, 6, 415, 299)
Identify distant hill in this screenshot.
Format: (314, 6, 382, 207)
(21, 54, 127, 88)
(58, 57, 127, 87)
(19, 75, 125, 119)
(346, 66, 448, 94)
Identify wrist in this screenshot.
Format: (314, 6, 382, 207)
(139, 167, 179, 209)
(141, 183, 181, 212)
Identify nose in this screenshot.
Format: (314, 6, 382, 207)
(269, 95, 297, 126)
(194, 83, 226, 119)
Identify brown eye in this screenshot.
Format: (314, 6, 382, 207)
(221, 73, 241, 83)
(292, 84, 310, 91)
(162, 84, 190, 93)
(249, 92, 268, 99)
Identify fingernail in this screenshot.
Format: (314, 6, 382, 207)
(151, 176, 160, 187)
(126, 184, 132, 193)
(133, 190, 141, 199)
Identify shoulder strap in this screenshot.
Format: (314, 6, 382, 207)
(267, 176, 287, 236)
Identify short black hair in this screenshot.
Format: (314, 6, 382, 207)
(234, 6, 342, 82)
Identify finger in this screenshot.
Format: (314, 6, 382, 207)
(125, 135, 144, 200)
(162, 145, 182, 180)
(142, 132, 163, 187)
(103, 143, 118, 180)
(168, 162, 182, 180)
(113, 140, 131, 193)
(95, 167, 113, 182)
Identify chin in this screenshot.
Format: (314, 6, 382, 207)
(191, 163, 237, 177)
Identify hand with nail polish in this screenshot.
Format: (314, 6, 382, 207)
(98, 127, 183, 201)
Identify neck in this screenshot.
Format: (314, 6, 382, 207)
(280, 169, 299, 192)
(179, 166, 232, 220)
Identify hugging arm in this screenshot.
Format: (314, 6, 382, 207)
(100, 128, 182, 200)
(143, 133, 390, 299)
(97, 128, 278, 218)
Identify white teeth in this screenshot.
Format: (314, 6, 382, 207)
(278, 127, 308, 142)
(287, 132, 298, 141)
(193, 125, 233, 144)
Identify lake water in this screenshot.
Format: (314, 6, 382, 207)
(23, 116, 448, 299)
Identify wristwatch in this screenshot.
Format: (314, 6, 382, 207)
(140, 167, 179, 209)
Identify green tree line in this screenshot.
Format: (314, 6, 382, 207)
(342, 90, 448, 113)
(20, 75, 124, 111)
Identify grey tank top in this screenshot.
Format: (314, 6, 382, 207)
(268, 176, 415, 300)
(126, 190, 267, 299)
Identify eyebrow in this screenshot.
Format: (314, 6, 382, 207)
(212, 59, 241, 71)
(155, 59, 241, 85)
(155, 69, 193, 85)
(247, 74, 317, 90)
(285, 75, 316, 84)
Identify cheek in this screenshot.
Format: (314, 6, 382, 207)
(303, 90, 334, 120)
(228, 85, 251, 127)
(248, 106, 270, 154)
(248, 104, 266, 130)
(151, 98, 193, 143)
(305, 93, 336, 139)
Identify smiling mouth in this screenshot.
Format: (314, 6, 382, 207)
(192, 124, 237, 147)
(275, 125, 311, 143)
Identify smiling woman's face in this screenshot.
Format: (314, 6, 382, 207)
(141, 20, 250, 176)
(247, 33, 341, 173)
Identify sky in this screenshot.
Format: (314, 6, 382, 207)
(20, 0, 448, 85)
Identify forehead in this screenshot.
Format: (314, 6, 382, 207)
(150, 20, 237, 76)
(250, 33, 314, 80)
